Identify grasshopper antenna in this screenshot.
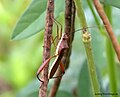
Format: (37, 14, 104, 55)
(74, 25, 107, 33)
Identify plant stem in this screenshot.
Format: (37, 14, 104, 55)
(106, 39, 118, 97)
(87, 0, 106, 36)
(104, 6, 118, 97)
(39, 0, 54, 97)
(48, 0, 75, 97)
(73, 0, 87, 27)
(93, 0, 120, 62)
(83, 38, 101, 97)
(74, 0, 101, 97)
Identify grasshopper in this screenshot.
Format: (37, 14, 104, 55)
(36, 19, 99, 83)
(37, 19, 69, 82)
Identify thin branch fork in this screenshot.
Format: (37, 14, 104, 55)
(93, 0, 120, 62)
(39, 0, 54, 97)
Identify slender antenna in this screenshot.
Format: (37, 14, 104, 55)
(74, 25, 107, 33)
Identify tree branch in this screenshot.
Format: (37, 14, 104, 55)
(39, 0, 54, 97)
(74, 0, 101, 96)
(48, 0, 75, 97)
(93, 0, 120, 62)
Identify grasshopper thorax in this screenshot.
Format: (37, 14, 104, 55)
(55, 33, 69, 54)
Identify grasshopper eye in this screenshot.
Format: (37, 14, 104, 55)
(63, 37, 66, 40)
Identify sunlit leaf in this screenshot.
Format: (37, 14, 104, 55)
(12, 0, 65, 40)
(100, 0, 120, 9)
(11, 0, 47, 40)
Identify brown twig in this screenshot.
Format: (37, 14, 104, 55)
(48, 0, 75, 97)
(64, 0, 76, 68)
(62, 0, 73, 68)
(39, 0, 54, 97)
(93, 0, 120, 61)
(48, 67, 62, 97)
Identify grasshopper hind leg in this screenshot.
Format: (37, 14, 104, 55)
(37, 74, 44, 83)
(36, 74, 44, 88)
(50, 71, 65, 79)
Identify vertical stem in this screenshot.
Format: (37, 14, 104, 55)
(104, 6, 118, 97)
(48, 0, 75, 97)
(87, 0, 106, 36)
(62, 0, 73, 67)
(39, 0, 54, 97)
(48, 67, 62, 97)
(67, 0, 76, 64)
(83, 39, 101, 97)
(93, 0, 120, 62)
(106, 39, 118, 97)
(73, 0, 87, 27)
(74, 0, 101, 97)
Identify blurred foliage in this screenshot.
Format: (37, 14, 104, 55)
(0, 0, 43, 97)
(100, 0, 120, 9)
(0, 0, 120, 97)
(11, 0, 65, 40)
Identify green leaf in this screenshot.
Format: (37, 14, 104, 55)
(77, 60, 106, 97)
(77, 60, 92, 97)
(12, 0, 47, 40)
(100, 0, 120, 9)
(56, 90, 73, 97)
(91, 30, 107, 73)
(16, 79, 73, 97)
(16, 80, 39, 97)
(12, 0, 65, 40)
(96, 68, 107, 97)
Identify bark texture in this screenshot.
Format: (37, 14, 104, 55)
(48, 0, 76, 97)
(93, 0, 120, 61)
(39, 0, 54, 97)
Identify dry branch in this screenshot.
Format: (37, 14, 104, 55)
(48, 0, 75, 97)
(39, 0, 54, 97)
(93, 0, 120, 62)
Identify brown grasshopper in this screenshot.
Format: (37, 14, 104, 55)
(36, 19, 96, 83)
(36, 19, 69, 82)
